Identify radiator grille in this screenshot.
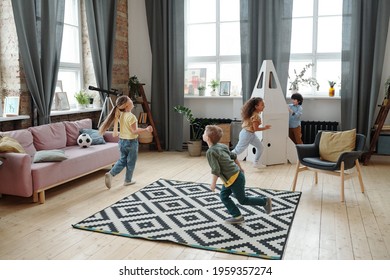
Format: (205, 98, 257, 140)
(301, 121, 339, 144)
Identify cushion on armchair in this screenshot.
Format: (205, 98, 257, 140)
(319, 129, 356, 162)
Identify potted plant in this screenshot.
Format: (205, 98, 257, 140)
(289, 63, 320, 93)
(128, 75, 141, 102)
(198, 85, 206, 96)
(208, 79, 219, 96)
(74, 90, 89, 109)
(174, 105, 204, 156)
(328, 81, 336, 97)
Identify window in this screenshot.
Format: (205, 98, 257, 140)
(288, 0, 342, 96)
(56, 0, 83, 110)
(185, 0, 241, 96)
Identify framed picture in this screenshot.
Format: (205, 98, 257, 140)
(219, 81, 231, 96)
(53, 92, 70, 110)
(4, 96, 20, 116)
(185, 68, 207, 95)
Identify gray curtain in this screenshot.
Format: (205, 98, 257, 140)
(85, 0, 117, 118)
(145, 0, 184, 151)
(240, 0, 293, 101)
(341, 0, 390, 141)
(12, 0, 65, 125)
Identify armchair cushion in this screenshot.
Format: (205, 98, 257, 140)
(319, 129, 356, 162)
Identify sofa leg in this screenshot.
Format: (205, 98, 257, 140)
(33, 192, 38, 203)
(38, 191, 45, 204)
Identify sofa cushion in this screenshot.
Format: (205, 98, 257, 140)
(64, 118, 93, 146)
(319, 129, 356, 162)
(80, 128, 106, 145)
(33, 149, 68, 163)
(0, 136, 26, 153)
(28, 122, 67, 151)
(0, 129, 36, 156)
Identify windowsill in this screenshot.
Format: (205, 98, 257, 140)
(185, 95, 242, 99)
(50, 107, 102, 116)
(0, 115, 30, 122)
(286, 95, 341, 100)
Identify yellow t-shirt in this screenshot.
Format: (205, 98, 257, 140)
(119, 112, 138, 139)
(241, 112, 261, 133)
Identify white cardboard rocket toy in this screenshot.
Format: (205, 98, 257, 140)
(244, 60, 297, 165)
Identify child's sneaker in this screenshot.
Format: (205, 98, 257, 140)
(124, 180, 136, 186)
(263, 197, 272, 214)
(225, 215, 245, 224)
(105, 172, 112, 189)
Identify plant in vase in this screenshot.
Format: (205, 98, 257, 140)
(208, 79, 219, 96)
(74, 90, 89, 109)
(174, 105, 204, 156)
(197, 85, 206, 96)
(289, 63, 320, 93)
(128, 75, 141, 102)
(328, 81, 336, 97)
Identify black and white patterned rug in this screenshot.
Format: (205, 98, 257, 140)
(72, 179, 301, 260)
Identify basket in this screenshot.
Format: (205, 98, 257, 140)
(138, 131, 153, 144)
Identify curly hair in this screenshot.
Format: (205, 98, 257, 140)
(241, 97, 263, 120)
(291, 93, 303, 105)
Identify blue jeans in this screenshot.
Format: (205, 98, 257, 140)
(110, 138, 138, 183)
(220, 171, 267, 217)
(231, 129, 264, 163)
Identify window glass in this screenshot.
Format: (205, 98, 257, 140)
(290, 18, 313, 54)
(55, 0, 82, 111)
(185, 0, 241, 96)
(317, 16, 342, 53)
(220, 22, 240, 55)
(289, 0, 342, 97)
(187, 0, 215, 24)
(187, 24, 216, 56)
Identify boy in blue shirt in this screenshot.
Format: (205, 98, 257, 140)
(288, 93, 303, 144)
(203, 125, 272, 224)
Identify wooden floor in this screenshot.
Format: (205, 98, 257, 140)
(1, 150, 390, 260)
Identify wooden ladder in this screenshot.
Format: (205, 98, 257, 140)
(135, 84, 163, 152)
(363, 100, 390, 165)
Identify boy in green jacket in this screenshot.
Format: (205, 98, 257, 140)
(203, 125, 272, 224)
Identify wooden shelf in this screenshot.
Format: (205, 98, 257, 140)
(135, 84, 163, 152)
(363, 101, 390, 165)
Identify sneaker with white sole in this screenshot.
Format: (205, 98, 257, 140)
(263, 197, 272, 214)
(105, 172, 112, 189)
(225, 215, 245, 224)
(123, 180, 136, 186)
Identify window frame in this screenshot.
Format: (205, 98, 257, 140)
(288, 0, 342, 97)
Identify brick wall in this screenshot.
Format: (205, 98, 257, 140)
(0, 0, 129, 131)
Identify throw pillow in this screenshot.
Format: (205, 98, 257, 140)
(319, 129, 356, 162)
(79, 128, 106, 145)
(64, 118, 93, 146)
(0, 136, 26, 153)
(33, 150, 68, 163)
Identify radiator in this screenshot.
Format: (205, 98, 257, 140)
(191, 118, 232, 147)
(301, 121, 339, 144)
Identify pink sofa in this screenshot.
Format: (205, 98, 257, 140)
(0, 118, 120, 203)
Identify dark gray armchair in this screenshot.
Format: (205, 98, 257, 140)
(291, 131, 366, 202)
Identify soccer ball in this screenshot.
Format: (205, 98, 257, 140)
(77, 133, 92, 148)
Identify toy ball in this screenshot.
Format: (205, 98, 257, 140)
(77, 133, 92, 148)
